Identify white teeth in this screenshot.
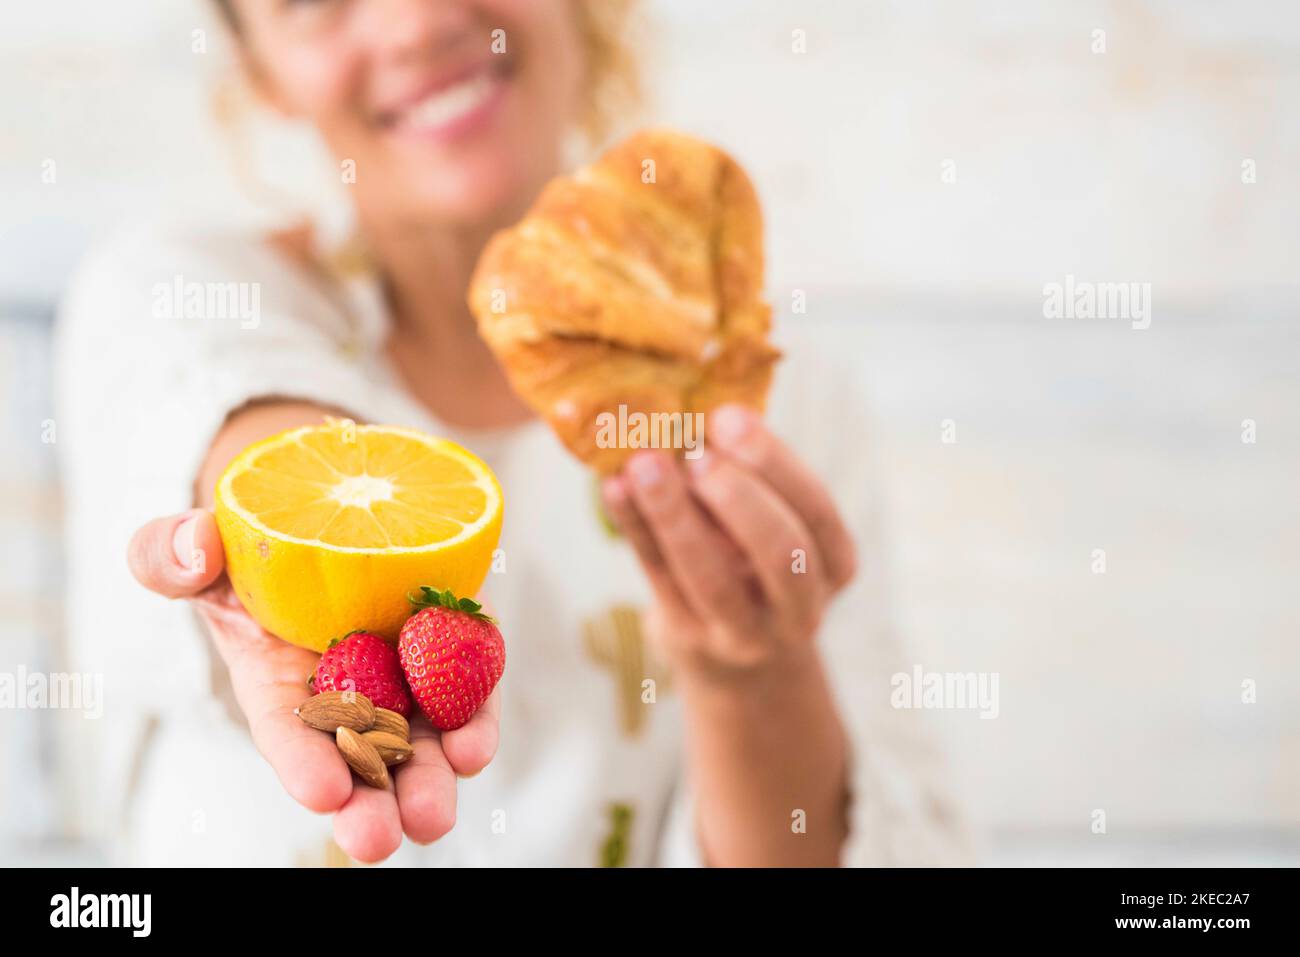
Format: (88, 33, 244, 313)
(399, 71, 497, 130)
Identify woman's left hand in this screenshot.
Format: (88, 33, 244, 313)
(601, 404, 857, 676)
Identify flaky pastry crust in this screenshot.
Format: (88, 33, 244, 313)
(469, 129, 779, 474)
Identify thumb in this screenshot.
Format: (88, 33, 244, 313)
(127, 508, 225, 598)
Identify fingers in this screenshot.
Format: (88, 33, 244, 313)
(687, 452, 825, 632)
(601, 476, 691, 614)
(127, 509, 225, 598)
(333, 780, 403, 863)
(441, 687, 501, 777)
(197, 603, 354, 816)
(707, 405, 858, 589)
(621, 451, 760, 632)
(394, 721, 458, 844)
(203, 597, 454, 861)
(367, 690, 503, 847)
(149, 504, 500, 859)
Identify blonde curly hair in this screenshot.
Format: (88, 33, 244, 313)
(571, 0, 642, 143)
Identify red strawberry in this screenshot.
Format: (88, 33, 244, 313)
(399, 587, 505, 731)
(312, 630, 412, 717)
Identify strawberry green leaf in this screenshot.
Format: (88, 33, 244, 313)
(408, 585, 497, 624)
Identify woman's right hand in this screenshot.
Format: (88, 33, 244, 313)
(127, 508, 499, 863)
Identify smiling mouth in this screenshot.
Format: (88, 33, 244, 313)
(383, 62, 509, 137)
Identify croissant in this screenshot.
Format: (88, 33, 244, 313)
(468, 129, 779, 475)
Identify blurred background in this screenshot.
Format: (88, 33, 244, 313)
(1, 0, 1297, 865)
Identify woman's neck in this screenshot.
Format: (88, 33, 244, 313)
(361, 211, 535, 432)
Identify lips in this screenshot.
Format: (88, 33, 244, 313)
(381, 61, 508, 139)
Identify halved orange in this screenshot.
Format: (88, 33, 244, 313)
(214, 420, 503, 651)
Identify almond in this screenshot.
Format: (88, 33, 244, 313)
(371, 708, 411, 741)
(336, 726, 390, 789)
(362, 730, 415, 767)
(295, 691, 375, 733)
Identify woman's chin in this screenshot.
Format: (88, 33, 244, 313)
(394, 163, 544, 229)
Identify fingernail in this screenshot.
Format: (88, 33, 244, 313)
(172, 517, 196, 572)
(710, 405, 753, 447)
(627, 453, 664, 489)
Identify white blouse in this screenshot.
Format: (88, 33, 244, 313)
(54, 223, 969, 866)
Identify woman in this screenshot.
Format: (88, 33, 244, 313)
(56, 0, 965, 866)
